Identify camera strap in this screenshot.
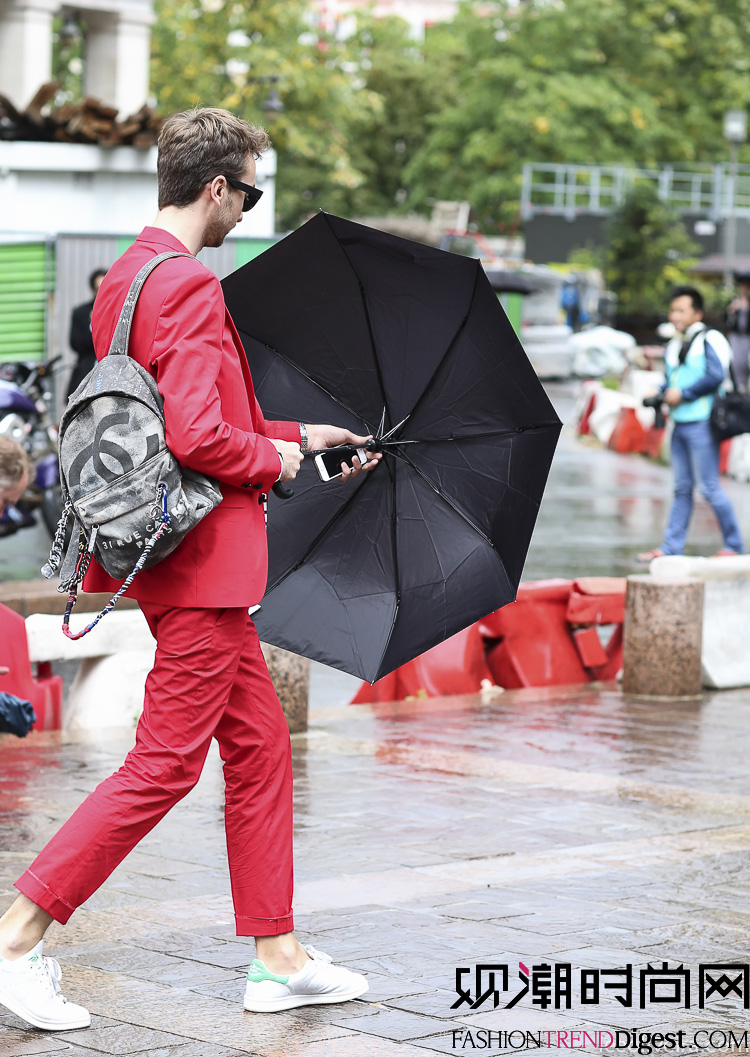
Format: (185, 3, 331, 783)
(678, 325, 706, 365)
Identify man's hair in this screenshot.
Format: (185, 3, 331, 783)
(89, 267, 107, 293)
(0, 436, 32, 491)
(157, 108, 271, 209)
(671, 285, 704, 312)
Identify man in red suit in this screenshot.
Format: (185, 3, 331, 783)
(0, 108, 378, 1031)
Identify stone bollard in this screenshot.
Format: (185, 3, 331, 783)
(260, 643, 310, 733)
(622, 575, 704, 697)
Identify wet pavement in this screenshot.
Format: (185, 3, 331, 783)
(3, 380, 750, 1055)
(2, 669, 750, 1056)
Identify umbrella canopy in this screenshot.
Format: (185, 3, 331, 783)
(222, 213, 561, 682)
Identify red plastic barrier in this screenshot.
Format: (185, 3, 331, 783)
(351, 577, 628, 702)
(566, 577, 626, 626)
(608, 407, 648, 455)
(351, 622, 492, 704)
(720, 438, 732, 476)
(480, 579, 588, 689)
(0, 604, 63, 731)
(577, 389, 598, 436)
(641, 426, 665, 459)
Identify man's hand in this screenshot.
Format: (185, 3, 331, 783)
(664, 387, 683, 408)
(271, 440, 304, 482)
(305, 424, 382, 481)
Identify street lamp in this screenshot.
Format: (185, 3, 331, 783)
(723, 108, 747, 290)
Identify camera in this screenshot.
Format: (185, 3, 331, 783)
(642, 394, 665, 430)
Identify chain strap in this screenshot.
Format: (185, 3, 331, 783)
(62, 484, 172, 641)
(41, 501, 73, 581)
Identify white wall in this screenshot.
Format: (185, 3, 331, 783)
(0, 141, 277, 239)
(0, 0, 155, 115)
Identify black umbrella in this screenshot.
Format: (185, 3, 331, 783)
(222, 213, 561, 682)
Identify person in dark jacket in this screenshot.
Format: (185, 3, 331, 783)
(726, 272, 750, 392)
(66, 268, 107, 398)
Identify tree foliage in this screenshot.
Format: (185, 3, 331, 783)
(150, 0, 377, 229)
(149, 0, 750, 232)
(604, 184, 698, 315)
(407, 0, 750, 230)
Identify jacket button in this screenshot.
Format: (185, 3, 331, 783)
(241, 482, 250, 489)
(252, 482, 263, 491)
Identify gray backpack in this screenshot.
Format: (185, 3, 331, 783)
(44, 252, 223, 638)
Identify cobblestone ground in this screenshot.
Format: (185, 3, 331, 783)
(2, 673, 750, 1056)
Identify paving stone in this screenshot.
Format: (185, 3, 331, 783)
(82, 1045, 250, 1057)
(251, 1034, 430, 1057)
(56, 1026, 191, 1054)
(164, 944, 254, 970)
(0, 1028, 72, 1055)
(382, 989, 466, 1019)
(333, 1007, 465, 1041)
(355, 973, 435, 1004)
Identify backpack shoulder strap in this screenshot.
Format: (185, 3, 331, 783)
(107, 251, 194, 359)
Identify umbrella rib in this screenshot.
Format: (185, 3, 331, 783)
(396, 447, 497, 551)
(387, 261, 483, 437)
(375, 451, 402, 680)
(322, 212, 390, 427)
(265, 469, 379, 595)
(378, 423, 561, 447)
(250, 339, 377, 436)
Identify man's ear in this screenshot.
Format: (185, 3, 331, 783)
(208, 174, 227, 208)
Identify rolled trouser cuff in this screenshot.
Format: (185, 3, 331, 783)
(15, 869, 77, 925)
(236, 912, 294, 937)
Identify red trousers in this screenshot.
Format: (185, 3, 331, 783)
(16, 604, 294, 937)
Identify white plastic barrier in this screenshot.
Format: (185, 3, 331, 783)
(587, 388, 639, 446)
(25, 610, 155, 729)
(570, 326, 634, 378)
(727, 433, 750, 483)
(620, 368, 666, 430)
(574, 379, 603, 429)
(649, 555, 750, 688)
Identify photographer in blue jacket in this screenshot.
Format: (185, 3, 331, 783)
(638, 286, 743, 561)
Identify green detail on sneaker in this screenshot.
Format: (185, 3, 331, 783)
(246, 960, 289, 985)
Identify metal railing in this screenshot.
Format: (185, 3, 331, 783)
(520, 162, 750, 220)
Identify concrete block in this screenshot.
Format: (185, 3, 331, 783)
(261, 643, 310, 734)
(623, 575, 704, 697)
(651, 555, 750, 689)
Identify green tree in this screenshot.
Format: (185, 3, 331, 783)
(604, 184, 698, 315)
(150, 0, 375, 229)
(333, 14, 460, 218)
(406, 0, 750, 231)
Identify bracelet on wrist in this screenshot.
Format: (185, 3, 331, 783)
(298, 422, 309, 452)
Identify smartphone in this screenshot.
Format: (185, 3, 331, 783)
(314, 447, 368, 482)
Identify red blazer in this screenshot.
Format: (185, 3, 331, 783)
(83, 227, 301, 608)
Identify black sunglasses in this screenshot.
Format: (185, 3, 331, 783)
(225, 177, 263, 212)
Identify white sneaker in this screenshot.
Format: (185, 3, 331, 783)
(244, 945, 368, 1012)
(0, 940, 90, 1031)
